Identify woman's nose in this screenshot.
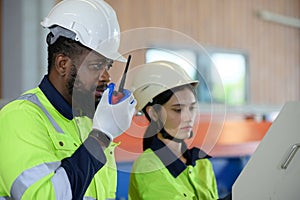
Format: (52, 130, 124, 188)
(182, 109, 193, 122)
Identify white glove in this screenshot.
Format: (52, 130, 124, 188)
(92, 83, 136, 140)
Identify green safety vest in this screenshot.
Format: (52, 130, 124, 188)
(0, 87, 118, 199)
(129, 148, 219, 200)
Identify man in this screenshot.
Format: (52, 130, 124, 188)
(95, 69, 111, 107)
(0, 0, 136, 199)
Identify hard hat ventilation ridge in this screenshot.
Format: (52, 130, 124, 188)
(47, 26, 76, 45)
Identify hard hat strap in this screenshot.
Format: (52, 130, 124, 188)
(160, 128, 184, 143)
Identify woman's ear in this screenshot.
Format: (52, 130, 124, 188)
(146, 106, 159, 122)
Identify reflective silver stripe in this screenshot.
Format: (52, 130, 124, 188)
(18, 93, 64, 133)
(11, 94, 72, 199)
(84, 197, 96, 200)
(51, 167, 72, 200)
(11, 162, 61, 200)
(0, 197, 13, 200)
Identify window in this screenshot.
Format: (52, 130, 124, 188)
(210, 52, 247, 105)
(146, 48, 197, 79)
(145, 48, 248, 106)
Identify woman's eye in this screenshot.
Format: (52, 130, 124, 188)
(173, 108, 181, 113)
(190, 106, 197, 112)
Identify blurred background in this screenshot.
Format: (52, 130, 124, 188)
(1, 0, 299, 199)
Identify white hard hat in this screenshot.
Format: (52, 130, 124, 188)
(41, 0, 126, 62)
(131, 61, 198, 111)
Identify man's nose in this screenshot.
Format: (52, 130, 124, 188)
(98, 69, 111, 82)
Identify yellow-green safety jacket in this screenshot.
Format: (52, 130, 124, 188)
(129, 136, 219, 200)
(0, 75, 118, 200)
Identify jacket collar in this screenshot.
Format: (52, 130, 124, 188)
(150, 136, 210, 178)
(39, 75, 73, 120)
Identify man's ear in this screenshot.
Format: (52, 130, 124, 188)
(146, 105, 159, 122)
(55, 54, 70, 76)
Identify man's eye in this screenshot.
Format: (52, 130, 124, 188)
(107, 63, 113, 70)
(88, 63, 104, 71)
(87, 59, 113, 71)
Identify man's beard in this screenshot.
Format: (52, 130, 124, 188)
(67, 65, 96, 118)
(94, 83, 107, 107)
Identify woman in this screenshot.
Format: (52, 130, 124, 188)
(128, 61, 219, 199)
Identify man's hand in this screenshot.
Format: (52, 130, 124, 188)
(92, 83, 136, 140)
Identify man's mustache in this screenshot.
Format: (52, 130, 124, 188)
(96, 83, 108, 91)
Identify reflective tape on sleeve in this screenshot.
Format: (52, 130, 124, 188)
(0, 197, 13, 200)
(51, 167, 72, 200)
(10, 162, 60, 200)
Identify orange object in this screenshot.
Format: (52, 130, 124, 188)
(114, 114, 272, 162)
(111, 92, 124, 104)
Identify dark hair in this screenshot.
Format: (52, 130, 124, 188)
(142, 84, 196, 151)
(46, 35, 89, 73)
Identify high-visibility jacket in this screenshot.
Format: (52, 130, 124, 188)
(128, 136, 219, 200)
(0, 76, 118, 200)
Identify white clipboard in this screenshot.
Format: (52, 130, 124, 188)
(232, 101, 300, 200)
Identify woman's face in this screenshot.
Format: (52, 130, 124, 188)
(159, 87, 197, 140)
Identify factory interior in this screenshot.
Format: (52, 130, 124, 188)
(0, 0, 299, 199)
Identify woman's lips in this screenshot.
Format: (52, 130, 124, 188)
(181, 126, 193, 131)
